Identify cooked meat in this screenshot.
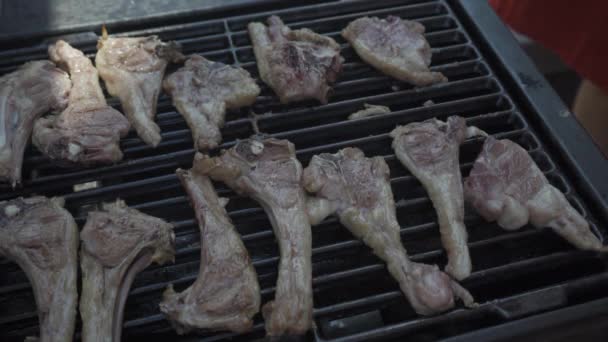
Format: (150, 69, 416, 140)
(390, 116, 486, 280)
(197, 138, 313, 337)
(0, 196, 78, 342)
(342, 16, 447, 86)
(32, 40, 130, 167)
(160, 160, 260, 333)
(96, 31, 183, 147)
(303, 148, 475, 315)
(80, 200, 175, 342)
(163, 55, 260, 150)
(248, 15, 343, 104)
(0, 61, 71, 186)
(348, 103, 390, 120)
(464, 137, 604, 251)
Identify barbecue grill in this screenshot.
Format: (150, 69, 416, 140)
(1, 0, 608, 341)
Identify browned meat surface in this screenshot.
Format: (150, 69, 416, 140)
(303, 147, 475, 315)
(32, 40, 129, 167)
(197, 138, 313, 337)
(96, 33, 182, 147)
(0, 196, 78, 342)
(0, 61, 70, 186)
(160, 158, 260, 333)
(248, 15, 343, 104)
(342, 16, 446, 86)
(163, 55, 260, 150)
(80, 200, 175, 342)
(464, 137, 604, 251)
(391, 116, 486, 280)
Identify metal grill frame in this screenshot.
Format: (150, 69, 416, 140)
(0, 0, 607, 341)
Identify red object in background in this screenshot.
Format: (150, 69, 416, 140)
(490, 0, 608, 93)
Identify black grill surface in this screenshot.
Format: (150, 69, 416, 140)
(1, 1, 607, 341)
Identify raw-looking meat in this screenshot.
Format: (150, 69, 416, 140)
(160, 160, 260, 333)
(347, 103, 390, 120)
(248, 15, 343, 104)
(342, 16, 446, 86)
(32, 40, 130, 167)
(80, 200, 175, 342)
(303, 147, 475, 315)
(197, 138, 313, 337)
(390, 116, 486, 280)
(0, 61, 70, 186)
(163, 55, 260, 150)
(464, 137, 605, 251)
(0, 196, 78, 342)
(96, 31, 183, 147)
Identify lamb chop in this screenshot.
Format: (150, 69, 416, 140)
(0, 61, 71, 186)
(32, 40, 130, 167)
(342, 16, 447, 86)
(248, 15, 343, 104)
(163, 55, 260, 150)
(197, 138, 313, 337)
(80, 199, 175, 342)
(464, 137, 604, 251)
(0, 196, 78, 342)
(160, 160, 260, 333)
(96, 31, 183, 147)
(303, 148, 475, 315)
(390, 116, 486, 280)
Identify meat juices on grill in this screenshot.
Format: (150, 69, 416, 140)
(342, 16, 447, 86)
(303, 148, 475, 315)
(96, 32, 183, 147)
(464, 137, 605, 251)
(248, 15, 343, 104)
(0, 197, 78, 342)
(163, 55, 260, 150)
(197, 138, 313, 337)
(80, 200, 175, 342)
(160, 161, 260, 333)
(0, 61, 70, 186)
(390, 116, 486, 280)
(32, 40, 130, 167)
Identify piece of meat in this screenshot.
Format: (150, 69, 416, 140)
(197, 137, 313, 337)
(80, 199, 175, 342)
(342, 16, 447, 86)
(464, 137, 604, 251)
(32, 40, 130, 167)
(303, 148, 475, 315)
(248, 15, 343, 104)
(0, 61, 71, 186)
(0, 196, 78, 342)
(96, 31, 183, 147)
(163, 55, 260, 150)
(390, 116, 486, 280)
(347, 103, 391, 120)
(160, 161, 260, 333)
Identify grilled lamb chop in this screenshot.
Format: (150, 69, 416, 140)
(0, 61, 70, 186)
(80, 200, 175, 342)
(197, 138, 313, 337)
(342, 16, 446, 86)
(32, 40, 130, 167)
(0, 196, 78, 342)
(464, 137, 604, 251)
(248, 15, 343, 104)
(390, 116, 486, 280)
(160, 161, 260, 333)
(163, 55, 260, 150)
(96, 31, 183, 147)
(303, 148, 475, 315)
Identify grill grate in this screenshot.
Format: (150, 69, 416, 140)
(1, 0, 607, 341)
